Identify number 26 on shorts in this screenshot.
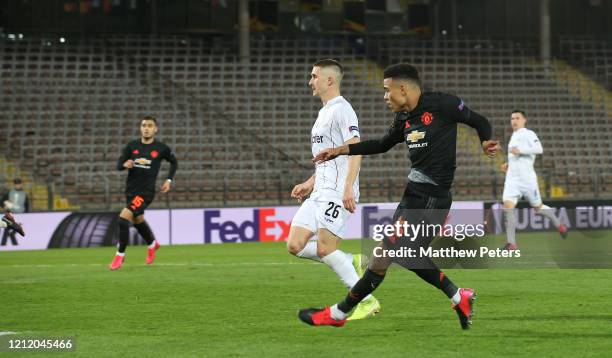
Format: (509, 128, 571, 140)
(324, 202, 341, 219)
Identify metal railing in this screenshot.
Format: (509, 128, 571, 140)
(20, 167, 612, 212)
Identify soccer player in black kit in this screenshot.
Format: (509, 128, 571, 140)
(300, 64, 500, 329)
(109, 116, 178, 270)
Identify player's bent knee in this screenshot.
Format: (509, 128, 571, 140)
(503, 201, 516, 209)
(119, 208, 134, 222)
(316, 245, 335, 258)
(287, 241, 305, 256)
(316, 230, 341, 258)
(287, 225, 314, 255)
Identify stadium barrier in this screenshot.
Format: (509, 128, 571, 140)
(1, 202, 483, 251)
(487, 199, 612, 234)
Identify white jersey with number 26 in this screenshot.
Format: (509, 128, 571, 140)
(310, 96, 361, 202)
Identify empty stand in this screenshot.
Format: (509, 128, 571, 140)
(1, 34, 610, 209)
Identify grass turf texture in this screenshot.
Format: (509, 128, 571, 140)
(1, 235, 612, 357)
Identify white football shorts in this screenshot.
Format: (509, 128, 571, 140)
(502, 179, 542, 206)
(291, 197, 351, 239)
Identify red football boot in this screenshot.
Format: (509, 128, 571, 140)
(500, 243, 518, 251)
(452, 288, 476, 330)
(298, 306, 346, 327)
(146, 241, 160, 265)
(109, 255, 124, 271)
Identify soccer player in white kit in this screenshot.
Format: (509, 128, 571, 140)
(286, 59, 380, 320)
(501, 110, 568, 250)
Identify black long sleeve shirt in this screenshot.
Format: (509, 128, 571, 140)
(117, 139, 178, 195)
(349, 92, 492, 190)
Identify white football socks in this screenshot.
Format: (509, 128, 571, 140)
(330, 304, 348, 320)
(538, 204, 561, 227)
(297, 244, 372, 303)
(321, 250, 360, 289)
(503, 208, 517, 245)
(296, 241, 321, 262)
(451, 290, 462, 305)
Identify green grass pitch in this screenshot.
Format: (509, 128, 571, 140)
(1, 235, 612, 357)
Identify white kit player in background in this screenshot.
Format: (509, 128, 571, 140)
(500, 110, 568, 251)
(286, 59, 380, 320)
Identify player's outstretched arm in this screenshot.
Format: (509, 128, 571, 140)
(313, 125, 403, 164)
(442, 94, 500, 157)
(313, 146, 349, 164)
(460, 109, 499, 157)
(461, 110, 500, 157)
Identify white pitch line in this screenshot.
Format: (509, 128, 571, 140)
(1, 262, 312, 268)
(0, 331, 19, 336)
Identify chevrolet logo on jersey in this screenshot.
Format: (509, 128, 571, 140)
(134, 157, 152, 169)
(406, 130, 426, 143)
